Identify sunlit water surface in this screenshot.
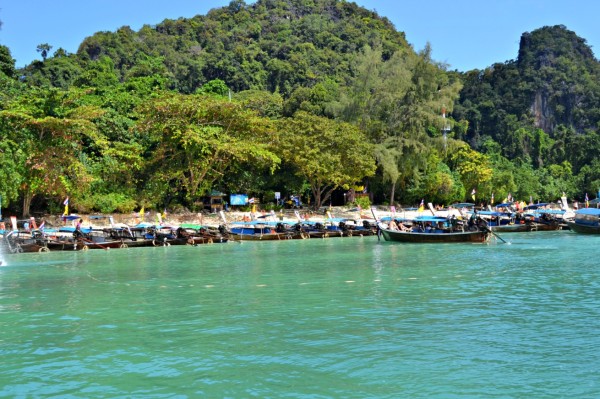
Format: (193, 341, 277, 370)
(1, 231, 599, 398)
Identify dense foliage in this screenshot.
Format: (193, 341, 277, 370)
(1, 2, 599, 217)
(454, 25, 600, 202)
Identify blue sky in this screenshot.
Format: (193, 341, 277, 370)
(1, 0, 600, 71)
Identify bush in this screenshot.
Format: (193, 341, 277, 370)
(353, 196, 371, 210)
(263, 203, 284, 212)
(78, 193, 137, 213)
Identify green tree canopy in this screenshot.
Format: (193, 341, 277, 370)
(276, 111, 376, 209)
(135, 92, 281, 206)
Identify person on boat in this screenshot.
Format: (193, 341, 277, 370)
(437, 221, 445, 231)
(388, 219, 399, 230)
(398, 221, 410, 232)
(74, 218, 84, 239)
(376, 221, 385, 241)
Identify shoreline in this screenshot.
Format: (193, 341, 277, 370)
(41, 206, 383, 229)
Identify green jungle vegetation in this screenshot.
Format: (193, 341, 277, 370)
(1, 0, 600, 217)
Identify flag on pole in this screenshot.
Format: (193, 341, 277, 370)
(139, 207, 145, 222)
(471, 189, 476, 201)
(585, 193, 589, 208)
(63, 197, 69, 215)
(418, 199, 425, 212)
(491, 193, 494, 205)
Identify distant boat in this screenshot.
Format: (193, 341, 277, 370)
(1, 230, 49, 253)
(225, 220, 288, 241)
(566, 208, 600, 234)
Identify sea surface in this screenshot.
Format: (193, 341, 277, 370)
(1, 231, 599, 398)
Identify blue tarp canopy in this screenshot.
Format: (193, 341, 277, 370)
(59, 226, 92, 233)
(61, 214, 82, 221)
(576, 208, 600, 216)
(494, 202, 514, 208)
(326, 218, 357, 223)
(413, 216, 449, 222)
(134, 222, 154, 228)
(536, 209, 565, 214)
(477, 211, 504, 216)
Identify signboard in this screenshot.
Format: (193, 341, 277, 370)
(275, 192, 281, 200)
(230, 194, 248, 206)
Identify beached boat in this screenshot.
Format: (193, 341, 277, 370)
(44, 227, 126, 250)
(1, 230, 50, 253)
(176, 224, 229, 244)
(566, 208, 600, 234)
(474, 210, 538, 232)
(223, 221, 289, 241)
(522, 203, 568, 230)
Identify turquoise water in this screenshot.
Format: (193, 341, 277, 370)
(1, 231, 599, 398)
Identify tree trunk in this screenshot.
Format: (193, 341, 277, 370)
(390, 181, 397, 206)
(22, 191, 34, 217)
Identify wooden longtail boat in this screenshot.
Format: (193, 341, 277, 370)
(566, 208, 600, 234)
(380, 215, 491, 243)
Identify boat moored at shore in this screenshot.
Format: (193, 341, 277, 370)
(566, 208, 600, 234)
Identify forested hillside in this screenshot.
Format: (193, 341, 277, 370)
(454, 25, 600, 198)
(1, 1, 599, 217)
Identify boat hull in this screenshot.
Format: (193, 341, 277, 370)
(381, 228, 490, 243)
(566, 221, 600, 234)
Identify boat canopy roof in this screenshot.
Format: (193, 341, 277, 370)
(449, 203, 475, 208)
(476, 210, 504, 216)
(380, 216, 410, 222)
(59, 226, 92, 233)
(413, 216, 449, 222)
(524, 203, 550, 210)
(232, 220, 293, 226)
(135, 222, 154, 228)
(180, 223, 205, 229)
(61, 214, 82, 221)
(326, 217, 357, 223)
(576, 208, 600, 216)
(494, 202, 514, 208)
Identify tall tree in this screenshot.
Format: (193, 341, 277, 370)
(36, 43, 53, 61)
(0, 87, 104, 216)
(0, 45, 16, 78)
(276, 111, 376, 209)
(135, 92, 280, 206)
